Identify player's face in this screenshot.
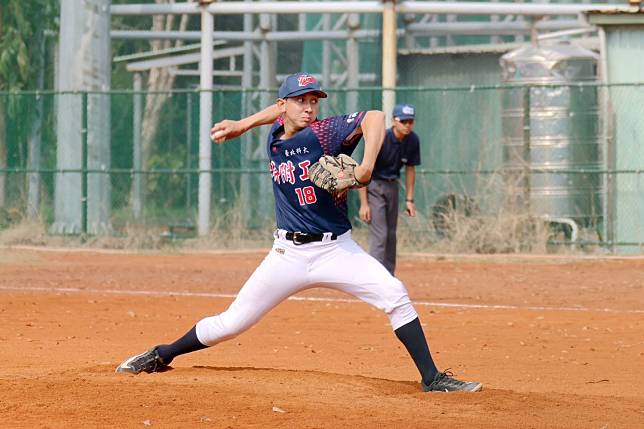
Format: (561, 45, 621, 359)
(279, 93, 320, 130)
(393, 117, 415, 136)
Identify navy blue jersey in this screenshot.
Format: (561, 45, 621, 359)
(372, 128, 421, 181)
(267, 112, 366, 235)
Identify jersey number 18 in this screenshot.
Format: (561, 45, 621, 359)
(294, 186, 317, 206)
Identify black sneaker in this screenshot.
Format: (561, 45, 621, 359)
(115, 347, 170, 374)
(422, 370, 482, 392)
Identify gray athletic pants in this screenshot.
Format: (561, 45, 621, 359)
(367, 178, 400, 275)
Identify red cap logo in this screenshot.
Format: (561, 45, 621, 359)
(297, 75, 316, 87)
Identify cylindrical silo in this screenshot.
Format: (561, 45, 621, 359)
(500, 43, 602, 227)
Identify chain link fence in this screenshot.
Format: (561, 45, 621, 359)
(1, 84, 642, 253)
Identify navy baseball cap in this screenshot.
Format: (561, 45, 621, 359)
(393, 103, 416, 120)
(278, 72, 328, 99)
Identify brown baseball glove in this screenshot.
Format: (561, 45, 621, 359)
(308, 154, 367, 193)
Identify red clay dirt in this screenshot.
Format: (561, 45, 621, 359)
(0, 248, 643, 428)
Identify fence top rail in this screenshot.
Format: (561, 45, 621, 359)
(3, 81, 644, 96)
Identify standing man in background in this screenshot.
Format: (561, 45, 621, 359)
(359, 103, 421, 275)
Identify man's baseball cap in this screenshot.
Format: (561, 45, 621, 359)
(278, 72, 328, 99)
(393, 103, 416, 120)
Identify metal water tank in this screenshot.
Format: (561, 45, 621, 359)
(500, 43, 602, 226)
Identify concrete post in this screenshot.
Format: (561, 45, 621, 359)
(53, 0, 112, 235)
(198, 7, 214, 237)
(382, 0, 397, 128)
(346, 14, 360, 114)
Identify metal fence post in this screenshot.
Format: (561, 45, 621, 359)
(81, 92, 88, 235)
(132, 73, 143, 221)
(186, 91, 193, 211)
(522, 84, 531, 212)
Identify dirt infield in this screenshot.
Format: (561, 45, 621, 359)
(1, 248, 643, 428)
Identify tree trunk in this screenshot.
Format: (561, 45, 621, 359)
(136, 0, 192, 217)
(141, 0, 192, 171)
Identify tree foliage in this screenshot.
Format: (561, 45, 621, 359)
(0, 0, 58, 211)
(0, 0, 58, 90)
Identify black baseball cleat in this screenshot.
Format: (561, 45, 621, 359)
(115, 347, 170, 374)
(422, 370, 483, 392)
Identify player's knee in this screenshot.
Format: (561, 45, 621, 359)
(388, 302, 418, 330)
(218, 311, 254, 339)
(380, 278, 416, 322)
(196, 312, 252, 346)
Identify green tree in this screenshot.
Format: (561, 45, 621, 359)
(0, 1, 57, 89)
(0, 0, 58, 211)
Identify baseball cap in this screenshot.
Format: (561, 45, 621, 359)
(278, 72, 328, 99)
(393, 103, 416, 120)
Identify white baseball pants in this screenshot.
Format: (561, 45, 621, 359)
(195, 230, 418, 346)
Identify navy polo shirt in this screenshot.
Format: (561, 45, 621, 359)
(372, 128, 421, 180)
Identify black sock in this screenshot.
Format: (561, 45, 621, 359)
(394, 317, 438, 385)
(156, 325, 208, 364)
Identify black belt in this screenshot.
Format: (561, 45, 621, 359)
(285, 231, 338, 245)
(374, 177, 398, 183)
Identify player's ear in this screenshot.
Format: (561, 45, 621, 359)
(277, 98, 287, 113)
